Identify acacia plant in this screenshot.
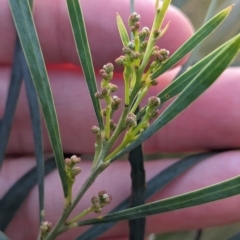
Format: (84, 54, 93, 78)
(1, 0, 240, 239)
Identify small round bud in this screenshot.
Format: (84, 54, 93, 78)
(40, 221, 52, 233)
(98, 190, 107, 197)
(71, 166, 81, 177)
(91, 125, 100, 134)
(125, 113, 137, 127)
(148, 96, 161, 107)
(127, 41, 135, 50)
(122, 46, 132, 55)
(101, 88, 108, 97)
(103, 63, 114, 73)
(128, 12, 140, 26)
(99, 69, 109, 80)
(109, 83, 118, 93)
(115, 55, 125, 65)
(149, 109, 159, 119)
(91, 196, 99, 204)
(140, 41, 148, 50)
(64, 158, 72, 166)
(111, 96, 122, 110)
(71, 155, 81, 164)
(95, 91, 104, 99)
(130, 52, 140, 60)
(102, 193, 112, 204)
(142, 27, 150, 35)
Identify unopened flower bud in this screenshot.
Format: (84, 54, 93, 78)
(99, 69, 109, 80)
(91, 125, 100, 134)
(109, 83, 118, 93)
(95, 91, 104, 99)
(111, 95, 122, 110)
(40, 221, 52, 236)
(71, 155, 81, 164)
(101, 88, 108, 97)
(127, 41, 135, 50)
(149, 109, 159, 119)
(148, 96, 161, 107)
(122, 46, 132, 55)
(115, 55, 125, 65)
(110, 120, 117, 131)
(130, 52, 140, 60)
(128, 12, 140, 26)
(64, 158, 72, 166)
(140, 41, 148, 50)
(103, 63, 114, 73)
(125, 113, 137, 127)
(71, 166, 81, 177)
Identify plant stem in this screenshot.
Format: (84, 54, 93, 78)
(44, 163, 107, 240)
(66, 207, 92, 225)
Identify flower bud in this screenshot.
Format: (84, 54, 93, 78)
(148, 108, 159, 119)
(148, 96, 161, 107)
(103, 63, 114, 73)
(71, 155, 81, 164)
(111, 95, 122, 110)
(71, 166, 81, 177)
(115, 55, 125, 65)
(95, 91, 104, 99)
(127, 41, 135, 50)
(109, 83, 118, 93)
(91, 125, 100, 134)
(64, 158, 72, 166)
(128, 12, 140, 26)
(40, 221, 52, 237)
(125, 113, 137, 127)
(101, 88, 108, 97)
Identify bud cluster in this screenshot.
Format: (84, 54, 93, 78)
(125, 113, 137, 128)
(152, 47, 170, 63)
(128, 12, 140, 32)
(40, 221, 52, 239)
(64, 155, 81, 180)
(91, 190, 112, 213)
(146, 96, 161, 120)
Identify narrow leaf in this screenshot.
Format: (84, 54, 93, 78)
(137, 36, 233, 119)
(116, 13, 130, 46)
(78, 175, 240, 225)
(151, 5, 233, 79)
(8, 0, 68, 197)
(66, 0, 104, 130)
(110, 34, 240, 163)
(0, 38, 22, 168)
(21, 48, 45, 223)
(77, 151, 218, 238)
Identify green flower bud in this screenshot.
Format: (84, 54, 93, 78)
(109, 83, 118, 93)
(91, 125, 101, 134)
(115, 55, 125, 65)
(125, 113, 137, 127)
(70, 155, 81, 164)
(148, 96, 161, 107)
(71, 166, 81, 177)
(103, 63, 114, 73)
